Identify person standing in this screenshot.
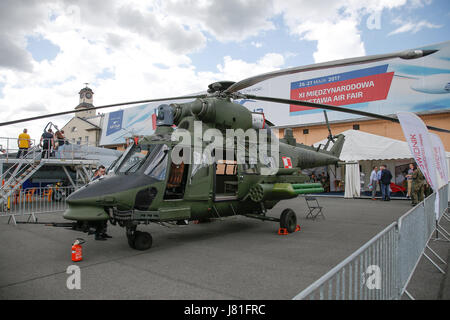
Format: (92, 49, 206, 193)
(376, 168, 382, 195)
(54, 130, 66, 158)
(16, 129, 31, 158)
(405, 163, 414, 199)
(40, 129, 54, 159)
(55, 130, 66, 148)
(369, 166, 378, 200)
(380, 165, 393, 201)
(424, 181, 433, 198)
(90, 166, 111, 240)
(411, 167, 425, 206)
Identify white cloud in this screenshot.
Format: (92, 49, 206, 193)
(388, 19, 443, 36)
(251, 41, 263, 48)
(297, 18, 366, 63)
(162, 0, 276, 42)
(216, 53, 285, 81)
(273, 0, 408, 62)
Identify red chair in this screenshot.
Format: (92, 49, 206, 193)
(390, 183, 406, 196)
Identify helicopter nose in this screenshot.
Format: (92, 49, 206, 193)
(64, 179, 119, 221)
(64, 174, 159, 222)
(66, 181, 116, 205)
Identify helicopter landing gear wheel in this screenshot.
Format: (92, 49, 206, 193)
(133, 231, 153, 251)
(280, 208, 297, 233)
(126, 226, 152, 251)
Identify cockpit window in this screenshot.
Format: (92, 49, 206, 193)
(144, 144, 169, 180)
(115, 144, 149, 174)
(108, 144, 132, 173)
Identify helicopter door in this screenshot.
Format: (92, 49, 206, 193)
(214, 159, 238, 201)
(183, 150, 213, 201)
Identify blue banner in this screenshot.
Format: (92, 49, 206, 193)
(106, 110, 123, 136)
(291, 65, 389, 90)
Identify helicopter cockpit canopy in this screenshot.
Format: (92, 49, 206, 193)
(114, 142, 169, 180)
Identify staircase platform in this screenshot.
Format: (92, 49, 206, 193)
(0, 158, 98, 166)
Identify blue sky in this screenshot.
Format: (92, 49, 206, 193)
(0, 0, 449, 140)
(26, 35, 60, 63)
(187, 0, 450, 72)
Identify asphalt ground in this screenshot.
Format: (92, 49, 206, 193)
(0, 197, 448, 300)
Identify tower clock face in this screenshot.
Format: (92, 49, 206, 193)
(85, 92, 92, 99)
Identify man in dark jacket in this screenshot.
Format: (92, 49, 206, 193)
(40, 129, 54, 159)
(380, 165, 393, 201)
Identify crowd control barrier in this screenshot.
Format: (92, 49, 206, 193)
(0, 186, 75, 225)
(293, 184, 449, 300)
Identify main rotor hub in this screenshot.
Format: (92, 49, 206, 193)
(207, 81, 236, 94)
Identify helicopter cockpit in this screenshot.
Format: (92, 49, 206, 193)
(114, 142, 169, 181)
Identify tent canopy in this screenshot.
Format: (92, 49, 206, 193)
(312, 129, 449, 198)
(313, 129, 413, 161)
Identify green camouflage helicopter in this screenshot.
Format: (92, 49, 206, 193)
(2, 48, 448, 250)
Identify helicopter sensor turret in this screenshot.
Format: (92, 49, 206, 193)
(156, 104, 174, 127)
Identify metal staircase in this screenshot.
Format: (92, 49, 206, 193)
(0, 158, 44, 208)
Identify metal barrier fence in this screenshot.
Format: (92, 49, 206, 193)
(293, 184, 449, 300)
(0, 186, 75, 224)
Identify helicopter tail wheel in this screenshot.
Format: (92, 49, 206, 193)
(132, 231, 153, 251)
(279, 208, 297, 234)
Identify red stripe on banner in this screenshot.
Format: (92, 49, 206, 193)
(290, 72, 394, 113)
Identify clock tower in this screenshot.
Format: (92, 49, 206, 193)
(75, 84, 95, 118)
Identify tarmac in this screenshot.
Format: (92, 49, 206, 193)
(0, 196, 448, 300)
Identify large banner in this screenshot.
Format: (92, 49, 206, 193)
(397, 111, 441, 219)
(99, 98, 193, 146)
(429, 133, 449, 188)
(289, 64, 394, 114)
(237, 40, 450, 126)
(397, 111, 437, 191)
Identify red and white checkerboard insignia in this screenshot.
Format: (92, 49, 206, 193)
(282, 156, 292, 169)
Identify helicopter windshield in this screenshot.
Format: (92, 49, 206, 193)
(115, 144, 150, 174)
(144, 144, 169, 180)
(107, 144, 133, 173)
(114, 143, 169, 179)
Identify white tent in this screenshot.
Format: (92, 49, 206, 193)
(313, 130, 416, 198)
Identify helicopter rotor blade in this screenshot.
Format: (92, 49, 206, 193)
(242, 94, 450, 134)
(0, 94, 207, 127)
(225, 49, 438, 94)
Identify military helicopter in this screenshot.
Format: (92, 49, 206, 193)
(1, 48, 448, 251)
